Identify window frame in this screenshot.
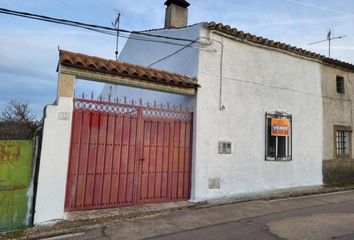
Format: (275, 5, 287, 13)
(218, 141, 232, 154)
(336, 75, 345, 94)
(334, 125, 352, 159)
(265, 112, 292, 161)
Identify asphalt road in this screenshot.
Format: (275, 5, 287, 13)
(149, 197, 354, 240)
(51, 190, 354, 240)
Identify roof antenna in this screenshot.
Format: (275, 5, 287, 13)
(112, 11, 121, 61)
(308, 29, 347, 58)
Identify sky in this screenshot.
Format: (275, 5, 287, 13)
(0, 0, 353, 119)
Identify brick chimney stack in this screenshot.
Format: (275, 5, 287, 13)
(164, 0, 190, 29)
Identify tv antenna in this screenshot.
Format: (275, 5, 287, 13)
(308, 29, 347, 58)
(112, 11, 121, 60)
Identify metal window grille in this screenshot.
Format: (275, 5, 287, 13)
(218, 141, 232, 154)
(265, 112, 292, 161)
(336, 76, 345, 94)
(336, 130, 349, 155)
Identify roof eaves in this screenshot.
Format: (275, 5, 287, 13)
(58, 50, 200, 89)
(204, 21, 354, 72)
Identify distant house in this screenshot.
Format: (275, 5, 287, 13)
(34, 0, 354, 224)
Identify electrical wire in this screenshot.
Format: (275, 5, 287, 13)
(123, 34, 197, 47)
(86, 26, 196, 48)
(0, 7, 196, 42)
(0, 7, 197, 49)
(0, 7, 200, 66)
(68, 25, 193, 47)
(147, 40, 198, 67)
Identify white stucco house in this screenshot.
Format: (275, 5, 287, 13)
(102, 1, 326, 201)
(34, 0, 354, 224)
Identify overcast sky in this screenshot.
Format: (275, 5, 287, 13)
(0, 0, 353, 118)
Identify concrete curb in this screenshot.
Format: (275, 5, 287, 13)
(195, 185, 354, 208)
(13, 202, 195, 240)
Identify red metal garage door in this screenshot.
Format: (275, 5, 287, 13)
(64, 98, 192, 211)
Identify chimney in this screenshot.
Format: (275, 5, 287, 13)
(164, 0, 190, 29)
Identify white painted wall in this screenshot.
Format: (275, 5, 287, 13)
(119, 24, 201, 77)
(101, 24, 201, 108)
(191, 28, 323, 201)
(34, 97, 73, 224)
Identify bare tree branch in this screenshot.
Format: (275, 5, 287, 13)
(0, 99, 39, 139)
(1, 99, 36, 123)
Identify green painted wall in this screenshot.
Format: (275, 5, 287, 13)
(0, 140, 33, 232)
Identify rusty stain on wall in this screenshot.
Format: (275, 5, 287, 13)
(0, 144, 21, 165)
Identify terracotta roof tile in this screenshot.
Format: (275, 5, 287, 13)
(73, 55, 85, 66)
(85, 58, 97, 68)
(206, 22, 354, 72)
(58, 50, 199, 89)
(122, 22, 353, 71)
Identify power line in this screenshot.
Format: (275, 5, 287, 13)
(0, 7, 200, 66)
(147, 40, 197, 67)
(119, 34, 195, 46)
(63, 24, 195, 48)
(76, 25, 197, 48)
(99, 28, 197, 47)
(0, 7, 195, 43)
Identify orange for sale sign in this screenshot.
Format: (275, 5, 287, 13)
(271, 118, 289, 136)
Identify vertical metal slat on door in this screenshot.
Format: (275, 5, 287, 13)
(65, 99, 192, 211)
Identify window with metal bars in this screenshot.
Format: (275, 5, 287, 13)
(218, 141, 231, 154)
(334, 125, 351, 158)
(336, 76, 345, 94)
(265, 112, 292, 161)
(336, 130, 350, 155)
